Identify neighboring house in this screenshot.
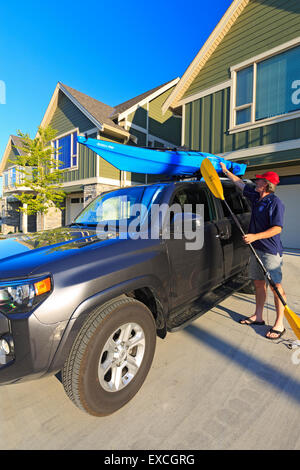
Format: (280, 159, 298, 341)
(0, 135, 37, 234)
(0, 78, 181, 233)
(163, 0, 300, 249)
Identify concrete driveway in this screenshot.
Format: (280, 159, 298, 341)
(0, 249, 300, 450)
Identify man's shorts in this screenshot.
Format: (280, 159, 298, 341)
(249, 248, 283, 284)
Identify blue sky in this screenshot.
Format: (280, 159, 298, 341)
(0, 0, 232, 195)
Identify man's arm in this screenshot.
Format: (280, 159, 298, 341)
(219, 162, 245, 191)
(243, 226, 282, 244)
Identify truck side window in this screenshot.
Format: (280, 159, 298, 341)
(172, 188, 211, 222)
(221, 186, 246, 216)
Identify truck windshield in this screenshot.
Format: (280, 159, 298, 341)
(74, 184, 164, 227)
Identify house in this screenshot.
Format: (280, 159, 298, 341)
(0, 78, 181, 233)
(163, 0, 300, 249)
(0, 135, 38, 234)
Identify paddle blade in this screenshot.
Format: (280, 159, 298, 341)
(201, 158, 225, 200)
(284, 305, 300, 340)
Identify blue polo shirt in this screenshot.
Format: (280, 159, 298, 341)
(243, 184, 285, 256)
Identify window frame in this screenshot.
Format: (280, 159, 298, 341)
(51, 128, 79, 171)
(3, 165, 20, 188)
(230, 37, 300, 133)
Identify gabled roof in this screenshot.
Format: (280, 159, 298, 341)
(40, 82, 130, 138)
(0, 135, 25, 175)
(162, 0, 250, 113)
(10, 135, 26, 156)
(111, 78, 179, 118)
(40, 78, 179, 138)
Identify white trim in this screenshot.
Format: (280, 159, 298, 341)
(84, 127, 98, 136)
(229, 109, 300, 134)
(218, 138, 300, 160)
(181, 105, 185, 147)
(52, 127, 79, 171)
(116, 78, 180, 122)
(0, 135, 19, 175)
(39, 84, 60, 130)
(146, 101, 149, 146)
(54, 127, 79, 141)
(176, 80, 232, 106)
(230, 37, 300, 72)
(61, 177, 98, 188)
(60, 176, 131, 189)
(126, 122, 147, 135)
(125, 121, 178, 148)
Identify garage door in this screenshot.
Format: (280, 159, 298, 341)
(67, 196, 84, 225)
(275, 184, 300, 249)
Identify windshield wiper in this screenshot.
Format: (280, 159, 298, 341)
(70, 222, 98, 227)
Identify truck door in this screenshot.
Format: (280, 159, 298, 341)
(165, 184, 224, 310)
(216, 183, 251, 279)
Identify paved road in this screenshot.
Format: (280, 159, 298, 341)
(0, 250, 300, 450)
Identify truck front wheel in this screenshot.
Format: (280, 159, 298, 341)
(62, 296, 157, 416)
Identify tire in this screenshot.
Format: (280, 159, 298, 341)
(62, 296, 157, 416)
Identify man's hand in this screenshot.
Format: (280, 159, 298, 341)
(220, 162, 227, 173)
(243, 226, 282, 245)
(219, 162, 245, 191)
(243, 233, 258, 244)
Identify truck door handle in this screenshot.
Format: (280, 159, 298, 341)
(216, 231, 228, 239)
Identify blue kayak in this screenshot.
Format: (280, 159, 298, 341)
(77, 136, 247, 176)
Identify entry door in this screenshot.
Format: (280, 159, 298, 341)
(165, 184, 224, 310)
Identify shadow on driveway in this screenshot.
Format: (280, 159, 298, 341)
(184, 322, 300, 405)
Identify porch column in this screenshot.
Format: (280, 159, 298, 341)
(21, 204, 28, 233)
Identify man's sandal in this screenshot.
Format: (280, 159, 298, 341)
(239, 317, 265, 325)
(265, 328, 286, 340)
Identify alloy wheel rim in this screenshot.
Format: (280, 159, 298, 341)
(98, 322, 146, 392)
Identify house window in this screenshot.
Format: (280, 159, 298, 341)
(11, 167, 17, 186)
(53, 130, 78, 170)
(4, 171, 8, 188)
(233, 44, 300, 127)
(3, 167, 18, 187)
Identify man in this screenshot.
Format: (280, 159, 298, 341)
(220, 162, 286, 340)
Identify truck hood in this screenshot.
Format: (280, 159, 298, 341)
(0, 226, 114, 279)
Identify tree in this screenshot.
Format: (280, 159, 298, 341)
(10, 126, 66, 230)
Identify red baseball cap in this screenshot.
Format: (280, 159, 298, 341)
(255, 171, 280, 185)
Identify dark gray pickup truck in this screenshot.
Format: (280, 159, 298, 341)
(0, 179, 252, 416)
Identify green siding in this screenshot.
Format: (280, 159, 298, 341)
(50, 91, 93, 135)
(148, 88, 181, 145)
(126, 129, 147, 183)
(49, 91, 98, 183)
(4, 147, 19, 171)
(96, 134, 122, 180)
(128, 106, 147, 128)
(184, 0, 300, 97)
(49, 92, 123, 183)
(184, 87, 300, 155)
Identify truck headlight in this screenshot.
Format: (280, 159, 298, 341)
(0, 276, 52, 315)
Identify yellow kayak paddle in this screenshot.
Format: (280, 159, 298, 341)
(201, 157, 300, 340)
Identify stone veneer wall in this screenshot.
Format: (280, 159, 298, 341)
(83, 183, 119, 207)
(36, 205, 63, 232)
